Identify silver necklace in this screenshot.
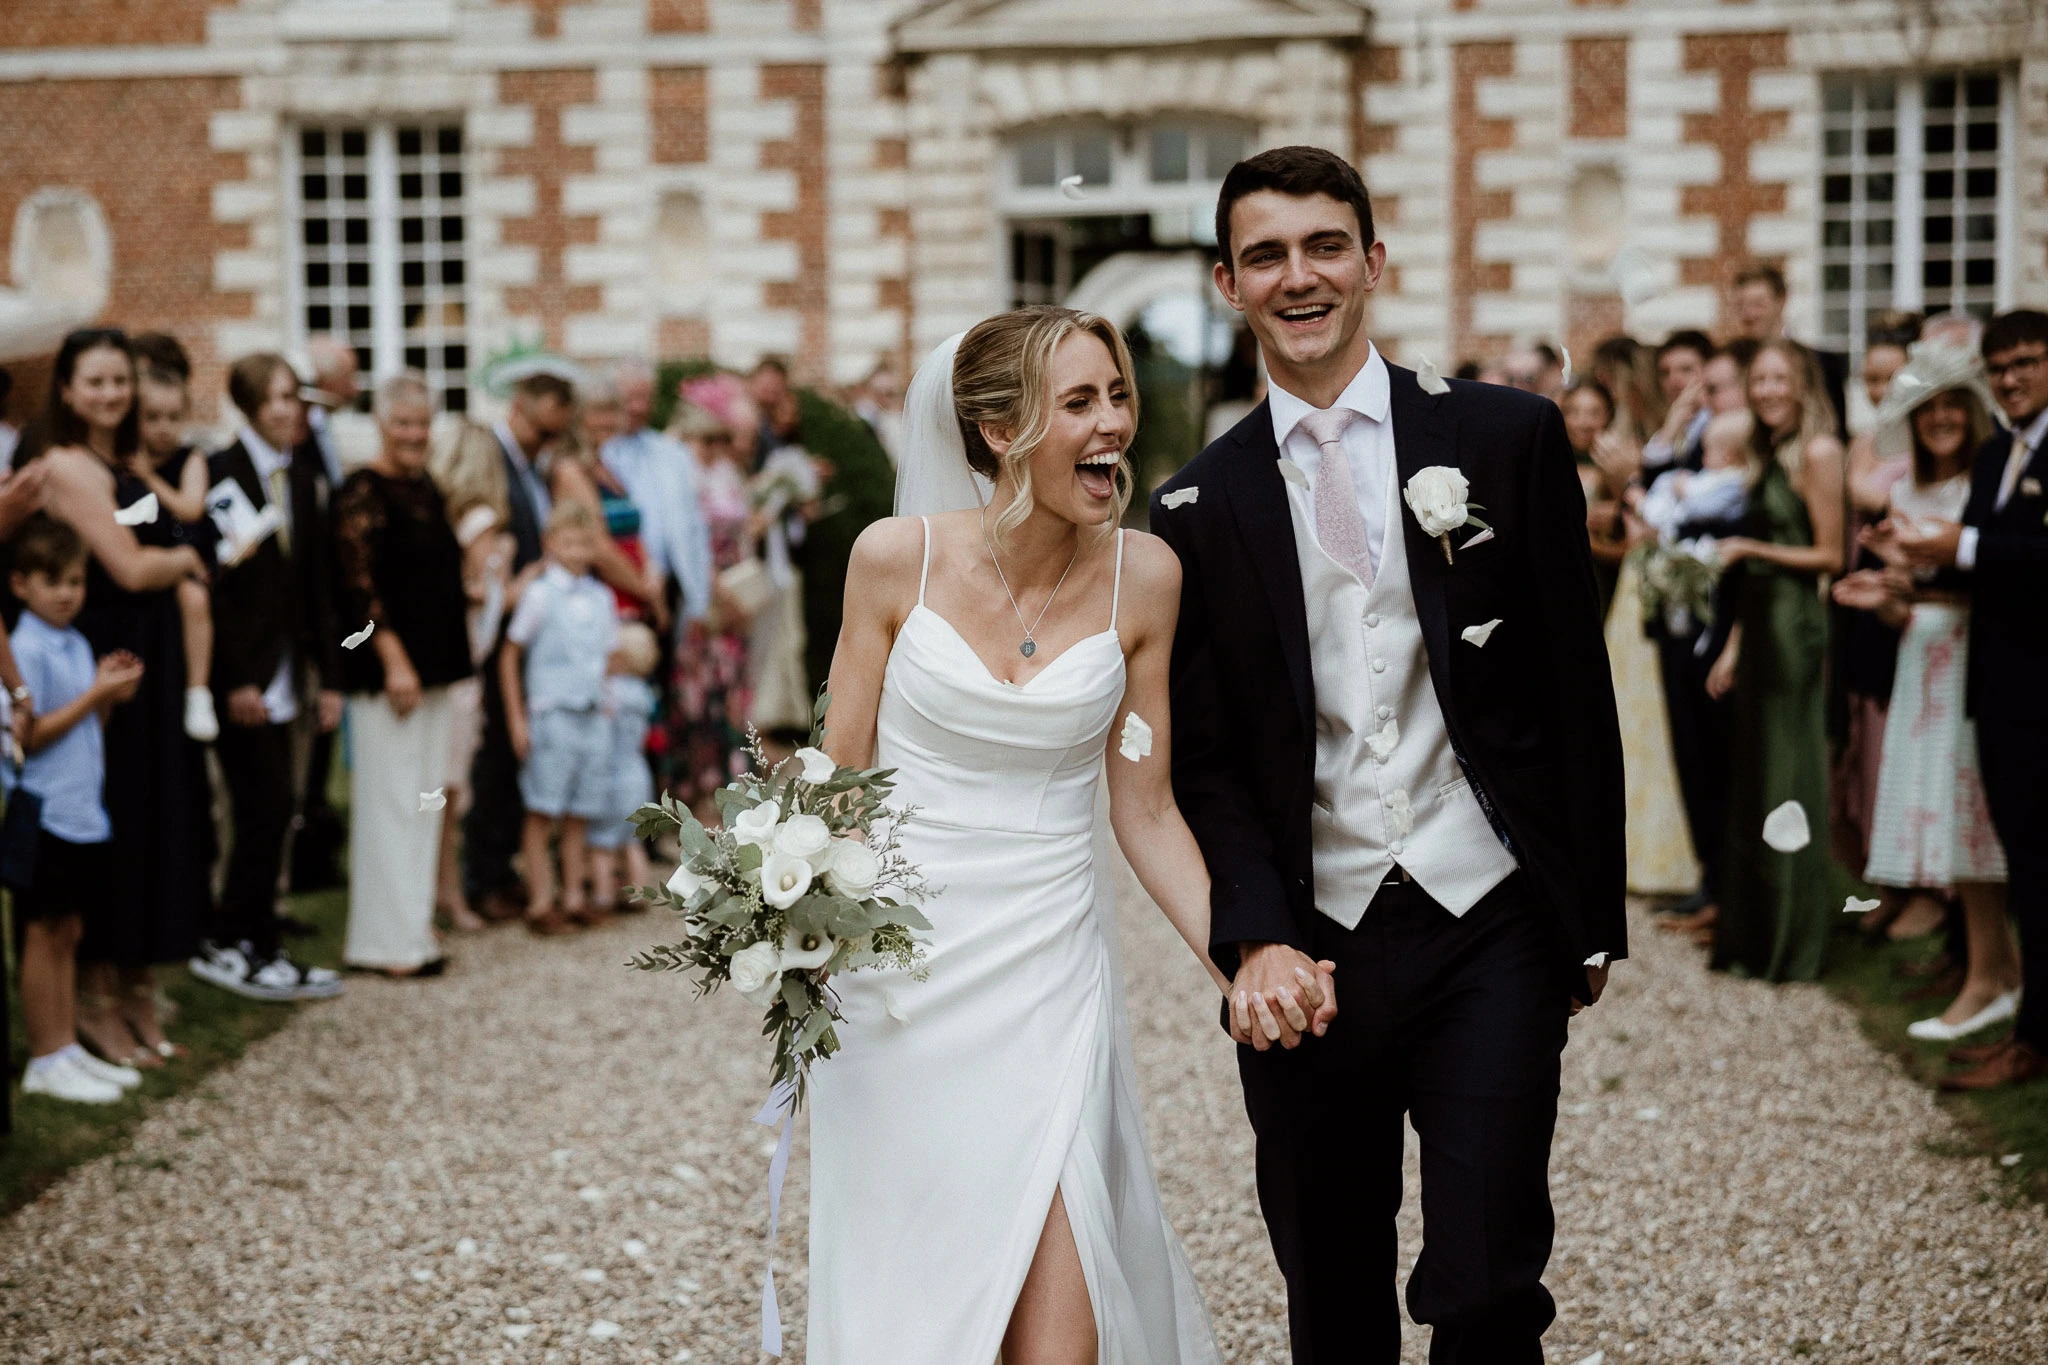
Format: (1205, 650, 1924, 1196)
(980, 508, 1080, 658)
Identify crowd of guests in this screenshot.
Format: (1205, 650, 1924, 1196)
(1, 326, 901, 1109)
(1452, 265, 2048, 1093)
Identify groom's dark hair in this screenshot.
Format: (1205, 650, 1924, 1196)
(1214, 146, 1375, 272)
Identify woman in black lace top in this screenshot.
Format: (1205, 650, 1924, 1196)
(333, 371, 472, 976)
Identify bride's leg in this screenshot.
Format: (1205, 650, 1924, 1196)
(1001, 1187, 1097, 1365)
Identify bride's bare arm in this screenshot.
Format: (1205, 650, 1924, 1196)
(1104, 534, 1232, 995)
(821, 517, 925, 772)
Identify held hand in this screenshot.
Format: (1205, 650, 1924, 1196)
(385, 659, 423, 719)
(1895, 517, 1963, 569)
(225, 685, 269, 727)
(318, 689, 343, 732)
(1714, 535, 1759, 566)
(1228, 943, 1333, 1051)
(1571, 963, 1611, 1016)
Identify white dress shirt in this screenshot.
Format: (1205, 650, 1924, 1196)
(1268, 344, 1396, 575)
(238, 424, 300, 725)
(603, 425, 715, 624)
(1957, 404, 2048, 570)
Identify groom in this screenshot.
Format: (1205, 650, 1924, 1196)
(1152, 146, 1625, 1362)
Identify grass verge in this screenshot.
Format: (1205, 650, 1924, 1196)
(1, 886, 349, 1219)
(1824, 922, 2047, 1206)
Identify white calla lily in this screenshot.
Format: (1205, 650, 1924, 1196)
(792, 746, 836, 784)
(731, 800, 782, 847)
(759, 852, 815, 909)
(779, 925, 835, 972)
(666, 861, 706, 899)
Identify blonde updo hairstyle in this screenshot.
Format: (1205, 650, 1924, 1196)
(952, 305, 1139, 546)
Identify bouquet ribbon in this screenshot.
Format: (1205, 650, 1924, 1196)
(752, 1079, 799, 1356)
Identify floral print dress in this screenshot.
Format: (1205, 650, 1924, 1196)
(663, 455, 754, 805)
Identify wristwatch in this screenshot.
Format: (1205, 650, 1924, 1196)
(8, 685, 29, 706)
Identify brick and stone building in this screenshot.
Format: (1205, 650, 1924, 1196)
(1, 0, 2042, 430)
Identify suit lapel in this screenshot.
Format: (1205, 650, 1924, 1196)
(1222, 403, 1314, 731)
(1386, 364, 1456, 683)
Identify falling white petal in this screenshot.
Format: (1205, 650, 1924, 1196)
(1058, 174, 1087, 201)
(1118, 711, 1153, 764)
(419, 788, 447, 813)
(1843, 895, 1881, 914)
(1761, 800, 1811, 853)
(456, 1238, 478, 1257)
(342, 622, 376, 650)
(1460, 527, 1495, 551)
(1461, 618, 1503, 648)
(113, 493, 159, 527)
(2001, 1153, 2023, 1167)
(1583, 952, 1609, 969)
(1610, 242, 1661, 306)
(1414, 353, 1450, 395)
(1160, 486, 1199, 509)
(1386, 788, 1415, 837)
(587, 1320, 622, 1340)
(1560, 346, 1574, 388)
(883, 989, 910, 1024)
(1277, 459, 1311, 489)
(1367, 717, 1399, 760)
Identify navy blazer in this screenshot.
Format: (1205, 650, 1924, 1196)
(1150, 365, 1626, 983)
(1962, 423, 2048, 721)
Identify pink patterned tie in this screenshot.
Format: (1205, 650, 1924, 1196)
(1299, 407, 1373, 589)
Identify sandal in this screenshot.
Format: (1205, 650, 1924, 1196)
(78, 994, 163, 1070)
(525, 908, 580, 937)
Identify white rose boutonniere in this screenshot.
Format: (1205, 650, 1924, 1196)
(1402, 466, 1491, 564)
(728, 939, 784, 1007)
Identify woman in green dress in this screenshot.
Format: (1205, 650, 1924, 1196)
(1705, 339, 1846, 981)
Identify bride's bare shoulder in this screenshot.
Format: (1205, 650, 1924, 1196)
(847, 515, 929, 584)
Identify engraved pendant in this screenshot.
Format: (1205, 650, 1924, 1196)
(1020, 639, 1037, 658)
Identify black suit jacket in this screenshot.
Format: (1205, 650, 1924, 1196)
(1962, 424, 2048, 721)
(1150, 365, 1626, 982)
(207, 439, 342, 700)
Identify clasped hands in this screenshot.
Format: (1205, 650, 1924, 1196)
(1226, 942, 1338, 1051)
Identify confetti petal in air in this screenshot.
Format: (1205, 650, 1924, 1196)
(1460, 527, 1495, 551)
(1761, 799, 1811, 852)
(1461, 618, 1503, 647)
(1059, 175, 1087, 201)
(1160, 486, 1200, 509)
(114, 493, 160, 527)
(342, 622, 375, 650)
(1414, 353, 1450, 395)
(1559, 347, 1574, 388)
(1367, 717, 1399, 761)
(419, 788, 447, 813)
(1386, 788, 1415, 837)
(1118, 711, 1153, 763)
(1609, 243, 1661, 305)
(2001, 1153, 2023, 1167)
(1277, 459, 1310, 489)
(1584, 952, 1609, 969)
(1843, 895, 1881, 914)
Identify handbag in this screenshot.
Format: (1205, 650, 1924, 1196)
(717, 556, 775, 619)
(0, 757, 43, 892)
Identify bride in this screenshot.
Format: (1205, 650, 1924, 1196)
(812, 307, 1305, 1362)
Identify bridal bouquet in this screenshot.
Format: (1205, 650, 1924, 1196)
(1633, 536, 1722, 637)
(628, 693, 933, 1107)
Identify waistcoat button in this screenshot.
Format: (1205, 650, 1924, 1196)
(1365, 613, 1381, 628)
(1371, 659, 1387, 674)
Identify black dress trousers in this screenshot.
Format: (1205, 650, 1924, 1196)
(1977, 716, 2048, 1050)
(1237, 871, 1570, 1365)
(212, 720, 296, 959)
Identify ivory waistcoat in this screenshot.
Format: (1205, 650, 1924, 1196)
(1282, 455, 1518, 927)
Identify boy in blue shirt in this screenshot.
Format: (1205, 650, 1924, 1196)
(10, 516, 149, 1105)
(504, 499, 619, 934)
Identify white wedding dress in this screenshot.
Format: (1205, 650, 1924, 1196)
(807, 519, 1219, 1364)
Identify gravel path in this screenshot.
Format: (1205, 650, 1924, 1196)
(4, 867, 2045, 1363)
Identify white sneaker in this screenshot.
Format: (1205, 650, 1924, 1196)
(66, 1045, 143, 1089)
(22, 1054, 124, 1105)
(184, 686, 220, 743)
(1907, 988, 2021, 1042)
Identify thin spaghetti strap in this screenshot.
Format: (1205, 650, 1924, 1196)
(1110, 528, 1125, 630)
(917, 516, 931, 605)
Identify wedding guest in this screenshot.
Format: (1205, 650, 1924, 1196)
(11, 514, 148, 1104)
(605, 358, 713, 632)
(188, 353, 344, 1003)
(1846, 346, 2014, 1038)
(1705, 339, 1845, 981)
(585, 620, 660, 914)
(503, 499, 618, 934)
(1641, 330, 1716, 474)
(128, 360, 220, 742)
(1591, 334, 1666, 451)
(333, 372, 473, 976)
(435, 492, 512, 933)
(568, 375, 661, 630)
(1729, 262, 1850, 438)
(27, 329, 212, 1060)
(664, 402, 757, 821)
(458, 369, 576, 922)
(1885, 309, 2048, 1092)
(1562, 378, 1625, 612)
(289, 334, 362, 893)
(852, 360, 905, 465)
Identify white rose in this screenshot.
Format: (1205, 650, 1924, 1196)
(774, 812, 833, 860)
(792, 746, 836, 784)
(1402, 466, 1472, 538)
(779, 925, 835, 972)
(728, 940, 783, 1007)
(824, 837, 880, 898)
(665, 861, 705, 900)
(730, 800, 782, 848)
(759, 851, 815, 910)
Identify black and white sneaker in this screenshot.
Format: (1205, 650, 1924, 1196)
(189, 941, 344, 1002)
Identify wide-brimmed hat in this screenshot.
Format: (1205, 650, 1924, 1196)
(1872, 339, 2002, 457)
